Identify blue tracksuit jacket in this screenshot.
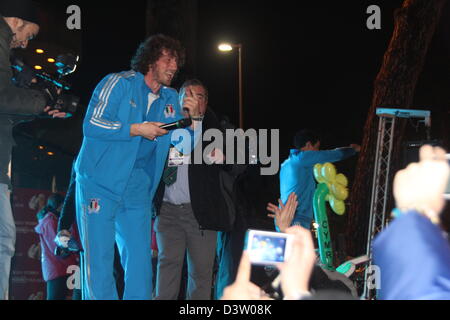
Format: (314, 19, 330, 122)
(75, 70, 183, 201)
(279, 148, 356, 228)
(73, 70, 186, 300)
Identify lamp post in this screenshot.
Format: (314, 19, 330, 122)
(218, 43, 243, 129)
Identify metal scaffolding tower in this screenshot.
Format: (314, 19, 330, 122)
(362, 108, 431, 300)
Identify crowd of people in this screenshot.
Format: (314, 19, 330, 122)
(1, 0, 449, 301)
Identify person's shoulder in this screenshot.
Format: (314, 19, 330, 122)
(161, 86, 178, 98)
(280, 158, 290, 169)
(395, 211, 442, 234)
(375, 211, 439, 245)
(36, 212, 55, 228)
(302, 149, 332, 159)
(290, 150, 325, 167)
(99, 70, 138, 86)
(281, 150, 299, 167)
(43, 212, 59, 223)
(289, 149, 309, 158)
(117, 70, 139, 82)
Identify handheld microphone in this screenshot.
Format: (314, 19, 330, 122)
(160, 117, 192, 130)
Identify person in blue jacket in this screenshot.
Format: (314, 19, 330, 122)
(278, 129, 360, 229)
(373, 145, 450, 300)
(74, 34, 200, 300)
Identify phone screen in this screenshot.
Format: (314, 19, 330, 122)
(248, 233, 288, 264)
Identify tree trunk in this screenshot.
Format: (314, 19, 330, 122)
(346, 0, 447, 257)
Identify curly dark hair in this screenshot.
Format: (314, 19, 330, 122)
(130, 34, 185, 75)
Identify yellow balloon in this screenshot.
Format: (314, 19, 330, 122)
(331, 184, 349, 201)
(321, 163, 336, 182)
(335, 173, 348, 187)
(330, 198, 346, 215)
(314, 164, 325, 183)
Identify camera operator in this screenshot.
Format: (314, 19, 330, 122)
(0, 0, 67, 300)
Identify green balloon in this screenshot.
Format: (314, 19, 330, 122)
(313, 166, 351, 271)
(313, 183, 334, 270)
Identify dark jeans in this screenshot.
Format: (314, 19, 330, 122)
(47, 275, 81, 300)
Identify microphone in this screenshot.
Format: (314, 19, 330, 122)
(160, 117, 192, 130)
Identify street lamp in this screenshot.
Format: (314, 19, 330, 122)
(218, 42, 243, 129)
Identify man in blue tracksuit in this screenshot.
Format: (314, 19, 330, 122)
(279, 129, 360, 229)
(74, 34, 200, 300)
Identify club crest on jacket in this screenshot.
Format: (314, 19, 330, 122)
(164, 104, 176, 118)
(88, 199, 101, 214)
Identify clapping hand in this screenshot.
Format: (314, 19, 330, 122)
(267, 192, 298, 233)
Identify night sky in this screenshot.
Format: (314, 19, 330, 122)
(12, 1, 450, 198)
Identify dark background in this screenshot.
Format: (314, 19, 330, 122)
(10, 1, 450, 239)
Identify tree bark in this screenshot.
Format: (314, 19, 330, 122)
(346, 0, 447, 256)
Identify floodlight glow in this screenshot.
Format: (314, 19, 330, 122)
(218, 44, 233, 52)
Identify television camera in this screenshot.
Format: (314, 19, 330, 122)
(11, 53, 80, 117)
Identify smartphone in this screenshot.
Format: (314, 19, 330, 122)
(445, 154, 450, 200)
(245, 229, 294, 266)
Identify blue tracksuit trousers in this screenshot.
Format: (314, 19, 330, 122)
(76, 168, 152, 300)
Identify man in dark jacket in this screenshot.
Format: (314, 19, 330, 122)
(0, 0, 66, 300)
(153, 79, 230, 300)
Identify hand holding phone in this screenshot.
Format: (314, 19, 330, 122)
(277, 226, 316, 299)
(245, 229, 294, 266)
(221, 252, 272, 300)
